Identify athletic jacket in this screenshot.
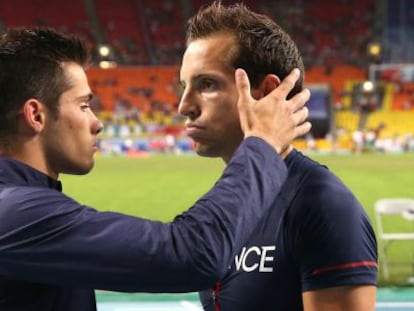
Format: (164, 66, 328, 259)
(0, 137, 287, 311)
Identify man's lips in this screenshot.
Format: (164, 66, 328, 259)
(92, 141, 99, 152)
(185, 123, 207, 139)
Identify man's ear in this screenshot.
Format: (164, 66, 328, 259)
(251, 74, 281, 99)
(21, 99, 46, 133)
(261, 74, 281, 96)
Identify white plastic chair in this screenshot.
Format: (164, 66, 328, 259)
(374, 198, 414, 280)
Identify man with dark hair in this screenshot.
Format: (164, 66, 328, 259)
(179, 2, 377, 310)
(0, 27, 310, 310)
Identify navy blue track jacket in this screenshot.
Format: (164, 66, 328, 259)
(0, 137, 287, 311)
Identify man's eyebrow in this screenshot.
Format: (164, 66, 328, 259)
(76, 93, 94, 102)
(182, 74, 210, 85)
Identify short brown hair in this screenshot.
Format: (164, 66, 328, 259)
(186, 1, 304, 98)
(0, 27, 90, 141)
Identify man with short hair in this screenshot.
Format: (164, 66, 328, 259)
(179, 2, 377, 310)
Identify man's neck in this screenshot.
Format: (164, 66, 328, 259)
(1, 138, 57, 179)
(280, 145, 294, 159)
(221, 144, 293, 165)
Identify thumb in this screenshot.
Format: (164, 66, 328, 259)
(235, 68, 254, 135)
(235, 68, 251, 104)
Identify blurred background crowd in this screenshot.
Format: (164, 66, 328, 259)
(1, 0, 413, 155)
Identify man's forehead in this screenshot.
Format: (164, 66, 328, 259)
(181, 37, 236, 79)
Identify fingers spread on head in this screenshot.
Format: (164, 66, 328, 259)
(290, 88, 310, 113)
(294, 106, 309, 125)
(297, 121, 312, 137)
(272, 68, 300, 97)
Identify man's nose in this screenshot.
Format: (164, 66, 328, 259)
(178, 90, 200, 119)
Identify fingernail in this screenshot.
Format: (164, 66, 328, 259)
(235, 68, 244, 77)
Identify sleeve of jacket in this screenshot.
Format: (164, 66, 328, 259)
(290, 166, 377, 291)
(0, 137, 287, 292)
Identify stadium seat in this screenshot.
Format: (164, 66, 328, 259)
(374, 198, 414, 280)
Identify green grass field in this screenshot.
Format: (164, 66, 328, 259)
(60, 151, 414, 286)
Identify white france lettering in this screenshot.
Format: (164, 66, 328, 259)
(234, 245, 276, 272)
(242, 246, 260, 272)
(259, 246, 275, 272)
(234, 247, 247, 270)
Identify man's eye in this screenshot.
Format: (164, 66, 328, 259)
(201, 80, 215, 90)
(81, 103, 90, 110)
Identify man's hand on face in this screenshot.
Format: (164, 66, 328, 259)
(236, 68, 311, 156)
